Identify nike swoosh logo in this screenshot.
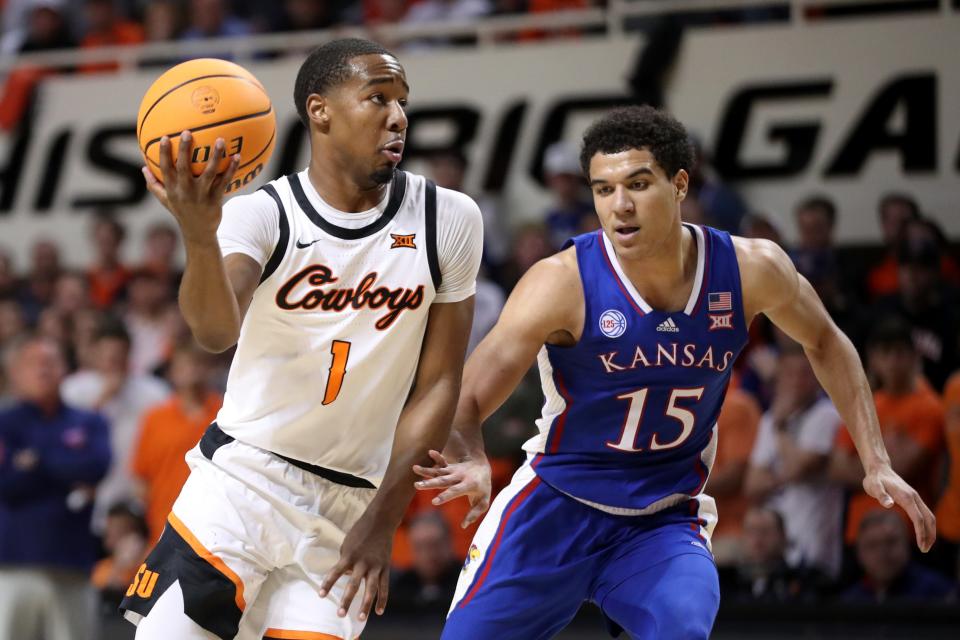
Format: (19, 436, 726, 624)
(296, 238, 322, 249)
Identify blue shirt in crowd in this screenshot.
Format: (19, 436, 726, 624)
(841, 563, 958, 603)
(0, 401, 111, 571)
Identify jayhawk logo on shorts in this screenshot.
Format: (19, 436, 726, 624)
(463, 544, 481, 573)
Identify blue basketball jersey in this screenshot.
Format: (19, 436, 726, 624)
(524, 224, 749, 513)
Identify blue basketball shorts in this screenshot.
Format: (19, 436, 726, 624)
(442, 461, 720, 640)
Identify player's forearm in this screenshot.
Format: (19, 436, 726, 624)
(179, 238, 243, 352)
(365, 377, 460, 527)
(805, 328, 891, 472)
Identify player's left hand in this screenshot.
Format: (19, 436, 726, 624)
(413, 449, 492, 528)
(318, 513, 393, 621)
(862, 463, 936, 552)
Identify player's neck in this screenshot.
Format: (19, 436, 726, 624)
(618, 224, 696, 310)
(306, 160, 388, 213)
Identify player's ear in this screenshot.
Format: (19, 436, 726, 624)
(306, 94, 330, 132)
(673, 169, 689, 202)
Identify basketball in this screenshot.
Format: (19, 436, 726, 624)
(137, 58, 276, 193)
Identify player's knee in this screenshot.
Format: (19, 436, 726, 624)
(654, 566, 719, 639)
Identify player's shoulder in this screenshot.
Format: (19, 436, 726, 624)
(519, 246, 580, 294)
(433, 183, 482, 220)
(732, 236, 797, 291)
(222, 183, 280, 215)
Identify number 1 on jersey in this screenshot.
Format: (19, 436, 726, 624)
(323, 340, 351, 405)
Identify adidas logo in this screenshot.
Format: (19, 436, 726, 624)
(656, 317, 680, 333)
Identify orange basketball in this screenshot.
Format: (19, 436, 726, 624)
(137, 58, 276, 194)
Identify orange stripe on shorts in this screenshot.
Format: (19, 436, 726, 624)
(263, 629, 347, 639)
(167, 512, 247, 611)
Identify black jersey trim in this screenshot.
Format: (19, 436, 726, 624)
(258, 183, 289, 284)
(287, 169, 407, 240)
(424, 179, 442, 291)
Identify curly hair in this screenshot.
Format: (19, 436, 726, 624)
(294, 38, 396, 128)
(579, 105, 694, 179)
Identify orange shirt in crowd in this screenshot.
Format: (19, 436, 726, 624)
(711, 387, 762, 541)
(131, 393, 222, 542)
(88, 265, 131, 309)
(935, 374, 960, 542)
(868, 253, 960, 300)
(836, 380, 944, 544)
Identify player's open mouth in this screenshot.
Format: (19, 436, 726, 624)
(381, 140, 404, 163)
(615, 225, 640, 239)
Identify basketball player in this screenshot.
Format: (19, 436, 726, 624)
(413, 106, 936, 639)
(120, 39, 483, 640)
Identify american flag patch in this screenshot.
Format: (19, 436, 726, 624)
(708, 292, 732, 311)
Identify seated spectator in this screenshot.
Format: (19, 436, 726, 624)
(91, 502, 149, 613)
(131, 342, 221, 542)
(427, 149, 509, 273)
(873, 225, 960, 390)
(867, 193, 921, 299)
(934, 371, 960, 578)
(687, 136, 747, 233)
(79, 0, 145, 73)
(389, 512, 463, 614)
(0, 300, 26, 347)
(718, 506, 827, 603)
(124, 268, 178, 376)
(17, 239, 61, 323)
(180, 0, 251, 40)
(261, 0, 354, 32)
(707, 383, 762, 565)
(541, 141, 594, 249)
(61, 321, 170, 531)
(87, 211, 131, 310)
(141, 222, 182, 294)
(501, 223, 554, 290)
(842, 510, 957, 603)
(830, 318, 945, 546)
(745, 344, 844, 577)
(0, 336, 110, 640)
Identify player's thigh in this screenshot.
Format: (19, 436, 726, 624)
(239, 565, 366, 640)
(442, 466, 593, 640)
(599, 552, 719, 640)
(134, 581, 221, 640)
(121, 452, 275, 639)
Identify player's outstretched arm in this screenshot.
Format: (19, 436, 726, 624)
(413, 252, 583, 527)
(319, 297, 474, 621)
(142, 131, 258, 352)
(736, 237, 936, 552)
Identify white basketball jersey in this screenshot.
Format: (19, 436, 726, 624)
(216, 170, 443, 485)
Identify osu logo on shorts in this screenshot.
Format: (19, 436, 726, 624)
(126, 563, 160, 599)
(599, 309, 627, 338)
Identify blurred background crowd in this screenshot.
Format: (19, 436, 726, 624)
(0, 1, 959, 639)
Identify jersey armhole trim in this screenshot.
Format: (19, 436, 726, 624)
(259, 183, 289, 284)
(424, 179, 442, 291)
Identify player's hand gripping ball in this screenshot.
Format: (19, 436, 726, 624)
(137, 58, 276, 193)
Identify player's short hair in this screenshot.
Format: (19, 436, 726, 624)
(867, 317, 915, 353)
(857, 509, 907, 539)
(294, 38, 396, 128)
(795, 195, 837, 226)
(579, 105, 694, 179)
(95, 317, 131, 346)
(878, 192, 920, 220)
